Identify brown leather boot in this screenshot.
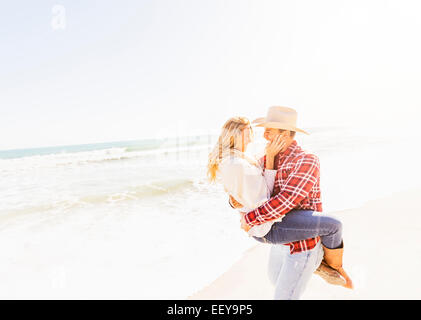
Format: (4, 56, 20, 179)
(314, 261, 347, 286)
(322, 243, 354, 289)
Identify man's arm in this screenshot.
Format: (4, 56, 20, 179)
(244, 154, 320, 227)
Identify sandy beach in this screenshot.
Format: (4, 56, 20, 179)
(189, 187, 421, 300)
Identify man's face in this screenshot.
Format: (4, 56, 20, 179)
(263, 128, 286, 142)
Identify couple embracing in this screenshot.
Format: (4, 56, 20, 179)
(207, 106, 353, 300)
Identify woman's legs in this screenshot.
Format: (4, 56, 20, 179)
(253, 210, 343, 249)
(254, 210, 353, 289)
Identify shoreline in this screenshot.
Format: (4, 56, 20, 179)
(188, 187, 421, 300)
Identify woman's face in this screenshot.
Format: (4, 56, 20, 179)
(242, 126, 253, 150)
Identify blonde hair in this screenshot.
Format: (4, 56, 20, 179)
(207, 117, 252, 182)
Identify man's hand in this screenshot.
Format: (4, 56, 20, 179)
(240, 213, 252, 232)
(229, 195, 243, 209)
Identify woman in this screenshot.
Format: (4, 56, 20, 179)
(207, 116, 353, 289)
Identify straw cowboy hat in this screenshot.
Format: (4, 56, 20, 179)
(252, 106, 310, 135)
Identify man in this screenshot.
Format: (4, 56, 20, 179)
(230, 106, 347, 299)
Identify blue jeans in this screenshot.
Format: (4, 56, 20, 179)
(253, 210, 343, 249)
(268, 241, 324, 300)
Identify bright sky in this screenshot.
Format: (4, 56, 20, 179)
(1, 0, 421, 150)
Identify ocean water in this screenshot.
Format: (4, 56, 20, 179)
(0, 127, 420, 298)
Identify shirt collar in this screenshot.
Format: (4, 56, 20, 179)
(279, 140, 298, 158)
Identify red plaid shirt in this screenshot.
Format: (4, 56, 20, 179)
(245, 140, 323, 254)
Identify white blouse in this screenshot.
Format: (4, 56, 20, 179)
(218, 155, 283, 237)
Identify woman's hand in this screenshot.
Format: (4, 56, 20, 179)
(266, 135, 286, 158)
(265, 135, 286, 169)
